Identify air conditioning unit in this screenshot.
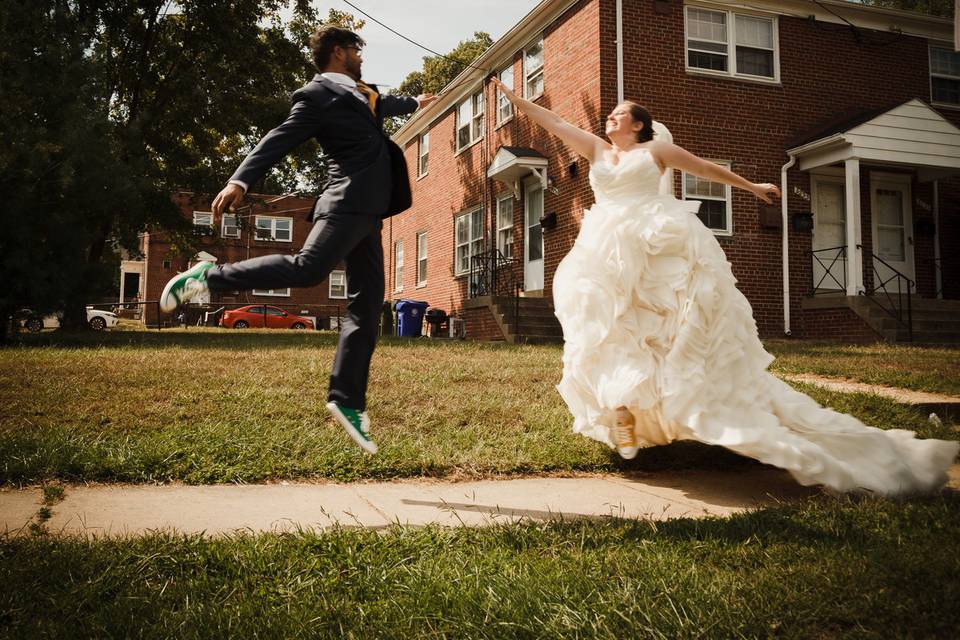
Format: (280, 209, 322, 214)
(448, 317, 466, 339)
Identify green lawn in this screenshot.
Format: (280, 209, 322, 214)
(1, 330, 956, 485)
(3, 495, 958, 639)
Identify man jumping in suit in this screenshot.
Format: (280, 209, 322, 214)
(160, 26, 436, 454)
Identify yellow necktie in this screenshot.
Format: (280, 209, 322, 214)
(355, 81, 378, 116)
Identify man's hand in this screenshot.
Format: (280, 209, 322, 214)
(416, 93, 438, 110)
(211, 183, 245, 218)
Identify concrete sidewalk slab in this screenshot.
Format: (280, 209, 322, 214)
(2, 467, 818, 537)
(0, 487, 42, 535)
(777, 373, 960, 419)
(42, 484, 391, 536)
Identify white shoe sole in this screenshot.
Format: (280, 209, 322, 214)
(617, 447, 639, 460)
(159, 262, 210, 313)
(159, 277, 182, 313)
(326, 402, 378, 455)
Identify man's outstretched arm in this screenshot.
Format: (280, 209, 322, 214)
(379, 93, 437, 118)
(213, 97, 322, 216)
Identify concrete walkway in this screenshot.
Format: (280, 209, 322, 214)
(777, 373, 960, 419)
(3, 468, 823, 537)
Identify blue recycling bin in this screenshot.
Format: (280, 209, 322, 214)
(395, 299, 429, 338)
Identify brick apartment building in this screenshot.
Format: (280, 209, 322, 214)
(386, 0, 960, 343)
(127, 191, 349, 328)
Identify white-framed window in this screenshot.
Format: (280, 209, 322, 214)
(193, 211, 213, 226)
(328, 270, 347, 299)
(418, 131, 429, 176)
(252, 288, 291, 297)
(254, 215, 292, 242)
(685, 6, 778, 81)
(394, 240, 404, 292)
(496, 195, 514, 260)
(416, 231, 427, 286)
(524, 37, 544, 98)
(682, 162, 733, 235)
(221, 214, 239, 238)
(456, 90, 484, 151)
(930, 45, 960, 106)
(497, 65, 514, 124)
(455, 207, 484, 276)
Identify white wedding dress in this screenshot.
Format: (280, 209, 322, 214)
(553, 145, 958, 495)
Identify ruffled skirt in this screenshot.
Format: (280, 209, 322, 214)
(553, 195, 957, 495)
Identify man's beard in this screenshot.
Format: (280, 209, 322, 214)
(347, 60, 362, 81)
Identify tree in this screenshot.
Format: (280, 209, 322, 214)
(384, 31, 493, 136)
(0, 1, 359, 338)
(850, 0, 954, 17)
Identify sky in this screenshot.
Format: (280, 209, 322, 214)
(310, 0, 542, 90)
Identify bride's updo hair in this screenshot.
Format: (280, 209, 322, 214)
(623, 101, 654, 143)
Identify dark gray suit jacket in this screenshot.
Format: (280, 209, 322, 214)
(230, 74, 419, 219)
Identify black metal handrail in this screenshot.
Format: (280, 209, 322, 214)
(860, 245, 913, 342)
(469, 248, 523, 341)
(809, 245, 847, 295)
(469, 249, 519, 299)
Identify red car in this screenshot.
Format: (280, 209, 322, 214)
(220, 305, 315, 330)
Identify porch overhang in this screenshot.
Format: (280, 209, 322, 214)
(786, 99, 960, 180)
(487, 146, 548, 199)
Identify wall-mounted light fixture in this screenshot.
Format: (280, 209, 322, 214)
(546, 176, 559, 195)
(540, 211, 558, 231)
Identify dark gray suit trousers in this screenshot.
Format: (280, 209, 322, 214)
(206, 211, 383, 411)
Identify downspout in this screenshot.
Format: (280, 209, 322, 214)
(781, 154, 797, 336)
(616, 0, 624, 103)
(933, 180, 942, 299)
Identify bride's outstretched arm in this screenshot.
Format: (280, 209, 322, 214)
(491, 77, 607, 162)
(653, 141, 780, 203)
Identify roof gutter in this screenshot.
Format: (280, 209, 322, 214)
(393, 0, 583, 146)
(616, 0, 624, 103)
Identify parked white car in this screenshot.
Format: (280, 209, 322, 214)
(21, 307, 120, 332)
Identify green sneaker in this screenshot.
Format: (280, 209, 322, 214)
(326, 401, 377, 454)
(160, 261, 214, 312)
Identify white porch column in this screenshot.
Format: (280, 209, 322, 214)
(844, 157, 864, 296)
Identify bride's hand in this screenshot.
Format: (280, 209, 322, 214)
(491, 77, 518, 103)
(752, 183, 780, 204)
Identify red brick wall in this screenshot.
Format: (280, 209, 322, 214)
(615, 1, 949, 336)
(388, 0, 957, 341)
(462, 306, 505, 341)
(387, 0, 602, 327)
(142, 191, 346, 327)
(794, 308, 883, 343)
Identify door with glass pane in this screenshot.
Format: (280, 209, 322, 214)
(811, 176, 846, 292)
(523, 178, 544, 292)
(870, 175, 914, 286)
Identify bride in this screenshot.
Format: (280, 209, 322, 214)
(492, 78, 957, 495)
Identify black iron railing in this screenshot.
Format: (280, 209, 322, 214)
(469, 249, 519, 299)
(469, 248, 522, 340)
(860, 245, 914, 342)
(809, 245, 847, 295)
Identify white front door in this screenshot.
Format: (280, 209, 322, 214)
(523, 178, 545, 292)
(870, 174, 915, 287)
(811, 175, 847, 292)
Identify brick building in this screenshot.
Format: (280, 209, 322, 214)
(387, 0, 960, 343)
(128, 191, 349, 328)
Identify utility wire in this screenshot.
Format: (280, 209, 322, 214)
(809, 0, 904, 46)
(342, 0, 489, 77)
